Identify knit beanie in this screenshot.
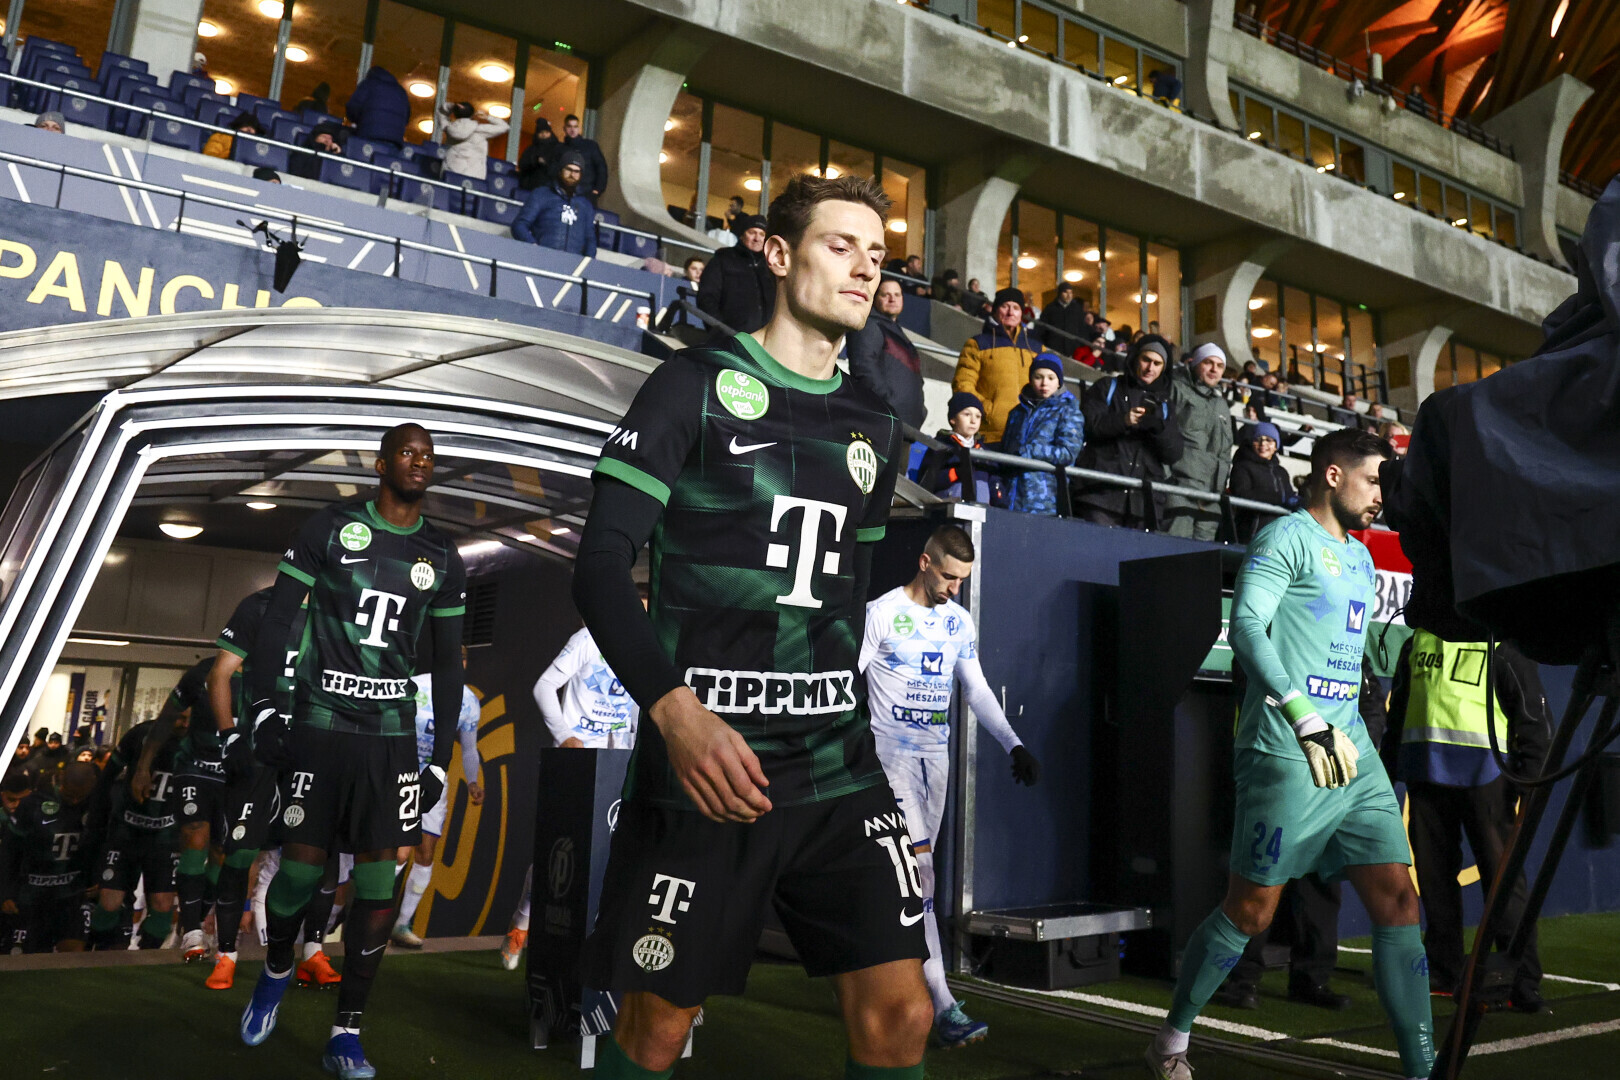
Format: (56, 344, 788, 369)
(947, 391, 985, 418)
(1029, 353, 1065, 382)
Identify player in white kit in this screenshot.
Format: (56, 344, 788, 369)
(497, 627, 640, 970)
(391, 666, 483, 947)
(859, 525, 1040, 1048)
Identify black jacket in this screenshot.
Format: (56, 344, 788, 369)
(518, 133, 561, 191)
(563, 135, 610, 199)
(1072, 370, 1183, 517)
(1037, 299, 1089, 352)
(290, 122, 346, 180)
(1227, 443, 1298, 543)
(696, 244, 776, 335)
(846, 314, 925, 430)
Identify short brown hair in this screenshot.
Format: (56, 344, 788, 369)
(924, 525, 975, 564)
(766, 174, 891, 249)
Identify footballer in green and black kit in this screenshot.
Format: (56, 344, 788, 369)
(576, 332, 928, 1006)
(0, 764, 98, 952)
(168, 657, 226, 832)
(215, 587, 302, 856)
(94, 717, 186, 899)
(250, 498, 466, 852)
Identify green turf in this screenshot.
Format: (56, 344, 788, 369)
(3, 913, 1619, 1078)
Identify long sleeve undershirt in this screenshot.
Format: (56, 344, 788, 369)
(956, 656, 1022, 752)
(1228, 555, 1296, 706)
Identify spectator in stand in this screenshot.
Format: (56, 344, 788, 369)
(1037, 281, 1088, 353)
(960, 278, 991, 319)
(192, 53, 210, 78)
(438, 102, 508, 180)
(346, 65, 410, 147)
(723, 195, 747, 239)
(931, 269, 963, 308)
(1073, 335, 1183, 529)
(294, 81, 331, 117)
(203, 113, 265, 159)
(1149, 67, 1182, 104)
(847, 279, 926, 430)
(951, 287, 1041, 444)
(1405, 83, 1432, 120)
(1331, 390, 1362, 429)
(655, 258, 706, 342)
(289, 122, 346, 181)
(1001, 354, 1084, 515)
(511, 151, 597, 256)
(901, 254, 930, 297)
(518, 118, 561, 191)
(32, 111, 65, 133)
(919, 393, 1001, 504)
(1240, 359, 1266, 386)
(696, 213, 774, 334)
(1226, 421, 1297, 543)
(252, 166, 282, 184)
(1164, 343, 1236, 540)
(1071, 320, 1102, 369)
(560, 114, 609, 204)
(5, 740, 30, 786)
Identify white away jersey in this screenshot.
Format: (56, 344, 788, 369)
(411, 674, 481, 770)
(534, 627, 639, 748)
(861, 587, 977, 753)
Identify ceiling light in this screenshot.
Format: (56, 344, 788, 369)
(887, 219, 908, 233)
(408, 81, 435, 98)
(658, 151, 668, 164)
(1007, 38, 1019, 48)
(743, 177, 761, 192)
(67, 637, 129, 647)
(197, 20, 220, 37)
(1551, 0, 1569, 36)
(550, 526, 571, 536)
(1113, 74, 1129, 85)
(418, 118, 435, 134)
(1393, 191, 1406, 200)
(245, 501, 277, 510)
(457, 540, 503, 557)
(1082, 248, 1101, 262)
(822, 166, 841, 179)
(1248, 297, 1266, 310)
(664, 118, 677, 131)
(477, 63, 511, 83)
(1131, 292, 1158, 304)
(214, 78, 234, 96)
(488, 103, 511, 119)
(257, 0, 284, 17)
(1324, 162, 1336, 171)
(1248, 131, 1263, 141)
(1251, 327, 1276, 338)
(1063, 269, 1083, 282)
(1312, 342, 1330, 352)
(1016, 254, 1038, 269)
(1452, 217, 1469, 227)
(1017, 35, 1029, 43)
(284, 45, 309, 63)
(159, 523, 203, 540)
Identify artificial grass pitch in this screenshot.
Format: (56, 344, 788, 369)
(4, 913, 1620, 1078)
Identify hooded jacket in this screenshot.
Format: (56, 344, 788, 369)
(1001, 385, 1084, 515)
(1227, 443, 1297, 543)
(345, 67, 409, 144)
(695, 243, 776, 335)
(950, 322, 1041, 444)
(1073, 366, 1183, 518)
(439, 109, 508, 180)
(1167, 362, 1236, 495)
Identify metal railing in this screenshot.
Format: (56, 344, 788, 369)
(1559, 170, 1604, 200)
(0, 148, 657, 316)
(1231, 13, 1513, 159)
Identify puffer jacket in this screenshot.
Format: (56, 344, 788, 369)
(345, 66, 409, 144)
(951, 323, 1041, 444)
(1000, 386, 1084, 515)
(1227, 443, 1298, 542)
(440, 112, 508, 180)
(1072, 369, 1183, 518)
(1167, 362, 1235, 495)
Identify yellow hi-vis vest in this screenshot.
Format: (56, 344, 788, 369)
(1401, 630, 1506, 752)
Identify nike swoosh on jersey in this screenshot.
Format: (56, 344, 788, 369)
(900, 909, 925, 927)
(727, 437, 777, 455)
(339, 556, 367, 565)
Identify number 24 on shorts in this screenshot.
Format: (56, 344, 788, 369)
(1250, 822, 1283, 868)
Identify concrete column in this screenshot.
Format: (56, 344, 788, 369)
(1378, 303, 1458, 411)
(1482, 74, 1593, 268)
(1183, 0, 1241, 131)
(594, 20, 713, 250)
(932, 148, 1045, 295)
(1186, 233, 1292, 369)
(120, 0, 204, 83)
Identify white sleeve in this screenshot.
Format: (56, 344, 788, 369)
(957, 656, 1022, 753)
(459, 689, 481, 784)
(858, 599, 885, 674)
(534, 635, 585, 744)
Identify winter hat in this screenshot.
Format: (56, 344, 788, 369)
(1245, 422, 1282, 445)
(1188, 342, 1226, 366)
(34, 111, 65, 129)
(947, 391, 984, 418)
(1029, 353, 1065, 382)
(557, 149, 586, 171)
(992, 287, 1026, 310)
(739, 214, 767, 233)
(1135, 339, 1169, 364)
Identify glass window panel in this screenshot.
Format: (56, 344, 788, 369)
(1282, 285, 1314, 386)
(1348, 308, 1377, 396)
(1103, 231, 1143, 336)
(880, 158, 927, 264)
(519, 45, 588, 158)
(1419, 173, 1444, 216)
(1016, 202, 1058, 305)
(1277, 113, 1306, 160)
(826, 140, 873, 183)
(1064, 20, 1099, 73)
(1454, 343, 1480, 384)
(1497, 209, 1517, 247)
(1478, 350, 1503, 380)
(1248, 280, 1280, 375)
(1434, 343, 1454, 391)
(1338, 140, 1365, 184)
(444, 22, 519, 160)
(1245, 98, 1274, 145)
(1228, 88, 1241, 120)
(198, 0, 280, 99)
(660, 90, 703, 228)
(1103, 38, 1138, 92)
(1392, 163, 1417, 203)
(1316, 301, 1347, 396)
(25, 0, 119, 83)
(370, 0, 445, 141)
(770, 121, 820, 204)
(1146, 242, 1180, 348)
(1469, 195, 1495, 239)
(1443, 184, 1468, 227)
(1060, 218, 1101, 313)
(1019, 3, 1058, 56)
(282, 0, 368, 113)
(1307, 126, 1335, 170)
(707, 105, 765, 223)
(979, 0, 1015, 38)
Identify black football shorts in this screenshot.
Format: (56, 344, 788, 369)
(221, 764, 282, 855)
(276, 726, 422, 854)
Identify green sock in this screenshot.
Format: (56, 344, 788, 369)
(205, 859, 221, 885)
(1372, 924, 1436, 1078)
(140, 909, 173, 944)
(91, 905, 120, 932)
(595, 1033, 673, 1079)
(845, 1060, 925, 1079)
(1167, 909, 1252, 1031)
(178, 848, 208, 875)
(266, 858, 323, 918)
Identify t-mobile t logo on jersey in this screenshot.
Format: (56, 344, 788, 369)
(355, 588, 408, 647)
(647, 873, 697, 925)
(765, 496, 848, 609)
(51, 832, 79, 861)
(289, 771, 316, 799)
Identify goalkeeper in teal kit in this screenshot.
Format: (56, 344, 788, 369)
(1146, 429, 1434, 1080)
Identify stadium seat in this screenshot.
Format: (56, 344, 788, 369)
(56, 92, 111, 132)
(255, 104, 299, 130)
(185, 85, 227, 111)
(318, 157, 375, 193)
(617, 226, 658, 261)
(168, 71, 212, 100)
(31, 64, 93, 111)
(128, 88, 185, 136)
(149, 116, 204, 153)
(232, 136, 290, 173)
(487, 158, 516, 178)
(107, 68, 159, 104)
(478, 173, 523, 227)
(97, 52, 148, 85)
(300, 109, 341, 127)
(345, 138, 395, 164)
(394, 175, 449, 210)
(595, 208, 622, 251)
(232, 93, 276, 120)
(271, 118, 311, 146)
(442, 172, 485, 216)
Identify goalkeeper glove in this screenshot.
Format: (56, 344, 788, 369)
(419, 764, 447, 817)
(1278, 691, 1358, 789)
(1009, 745, 1040, 786)
(248, 700, 293, 768)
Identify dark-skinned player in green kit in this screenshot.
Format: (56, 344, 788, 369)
(573, 173, 932, 1080)
(238, 423, 466, 1080)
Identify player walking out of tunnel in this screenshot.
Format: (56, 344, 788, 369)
(573, 173, 933, 1079)
(860, 524, 1039, 1047)
(238, 423, 467, 1080)
(1146, 428, 1435, 1080)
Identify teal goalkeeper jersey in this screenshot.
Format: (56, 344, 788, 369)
(1231, 508, 1377, 761)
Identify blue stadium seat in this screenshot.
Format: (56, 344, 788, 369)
(345, 138, 393, 163)
(193, 97, 234, 130)
(318, 157, 375, 193)
(271, 118, 311, 146)
(233, 136, 290, 173)
(594, 208, 622, 251)
(185, 85, 227, 111)
(149, 116, 203, 153)
(107, 68, 158, 103)
(617, 226, 658, 261)
(97, 52, 148, 86)
(56, 92, 111, 132)
(168, 71, 212, 99)
(394, 175, 449, 210)
(442, 171, 484, 215)
(479, 174, 523, 227)
(259, 107, 299, 132)
(232, 93, 276, 119)
(300, 109, 341, 127)
(128, 87, 182, 135)
(38, 76, 96, 118)
(487, 158, 516, 178)
(31, 64, 92, 111)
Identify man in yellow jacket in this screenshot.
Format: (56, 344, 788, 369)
(952, 287, 1042, 444)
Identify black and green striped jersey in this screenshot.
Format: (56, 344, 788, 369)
(276, 499, 467, 736)
(595, 332, 903, 809)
